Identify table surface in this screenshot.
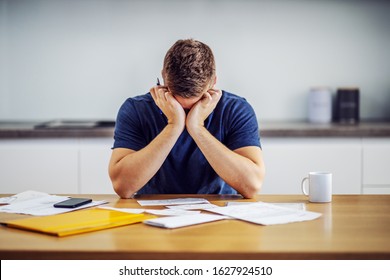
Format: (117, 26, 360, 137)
(0, 194, 389, 260)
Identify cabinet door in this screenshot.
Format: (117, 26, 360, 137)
(79, 138, 115, 194)
(261, 137, 362, 194)
(362, 138, 390, 186)
(0, 139, 78, 194)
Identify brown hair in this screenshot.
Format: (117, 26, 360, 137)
(163, 39, 216, 98)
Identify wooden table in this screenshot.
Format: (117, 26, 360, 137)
(0, 194, 389, 260)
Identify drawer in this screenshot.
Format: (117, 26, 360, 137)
(363, 139, 390, 185)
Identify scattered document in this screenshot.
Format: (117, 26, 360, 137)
(145, 209, 201, 216)
(271, 203, 306, 211)
(144, 213, 226, 229)
(98, 206, 145, 214)
(0, 191, 107, 216)
(137, 198, 209, 206)
(226, 201, 306, 211)
(166, 203, 218, 210)
(206, 202, 321, 225)
(0, 190, 50, 205)
(98, 206, 201, 216)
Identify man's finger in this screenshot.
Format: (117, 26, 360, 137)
(201, 92, 212, 105)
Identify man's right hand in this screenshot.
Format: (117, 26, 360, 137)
(150, 86, 186, 132)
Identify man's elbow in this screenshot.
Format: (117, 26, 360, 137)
(109, 169, 138, 198)
(108, 164, 136, 198)
(240, 182, 262, 199)
(240, 168, 265, 198)
(112, 180, 137, 199)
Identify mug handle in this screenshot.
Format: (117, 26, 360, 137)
(301, 177, 309, 196)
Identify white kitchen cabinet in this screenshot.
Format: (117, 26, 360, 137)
(0, 139, 79, 194)
(0, 138, 116, 195)
(362, 187, 390, 194)
(79, 138, 115, 194)
(1, 136, 388, 195)
(362, 138, 390, 194)
(260, 137, 362, 194)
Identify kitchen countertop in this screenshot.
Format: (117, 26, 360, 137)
(259, 121, 390, 137)
(0, 121, 115, 138)
(0, 120, 390, 138)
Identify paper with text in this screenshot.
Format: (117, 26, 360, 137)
(226, 201, 306, 211)
(98, 206, 145, 214)
(137, 198, 209, 206)
(166, 203, 218, 210)
(99, 206, 201, 216)
(144, 213, 226, 228)
(206, 202, 321, 225)
(0, 190, 50, 204)
(145, 209, 201, 216)
(0, 191, 106, 216)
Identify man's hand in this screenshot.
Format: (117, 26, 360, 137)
(186, 89, 222, 134)
(150, 86, 186, 132)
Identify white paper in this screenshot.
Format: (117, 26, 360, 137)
(0, 190, 50, 204)
(137, 198, 209, 206)
(145, 209, 201, 216)
(98, 206, 145, 214)
(226, 201, 306, 211)
(98, 206, 201, 216)
(144, 213, 226, 228)
(271, 203, 306, 211)
(166, 203, 218, 210)
(0, 192, 107, 216)
(206, 202, 321, 225)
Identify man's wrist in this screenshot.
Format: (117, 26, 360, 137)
(186, 122, 205, 137)
(166, 122, 185, 135)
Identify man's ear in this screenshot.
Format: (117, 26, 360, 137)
(212, 75, 217, 88)
(161, 70, 166, 84)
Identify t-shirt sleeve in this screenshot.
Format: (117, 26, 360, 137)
(112, 99, 147, 151)
(224, 99, 261, 151)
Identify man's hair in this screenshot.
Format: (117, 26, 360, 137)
(163, 39, 216, 98)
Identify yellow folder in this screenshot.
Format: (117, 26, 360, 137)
(3, 208, 150, 237)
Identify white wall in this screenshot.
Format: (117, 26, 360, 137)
(1, 0, 389, 121)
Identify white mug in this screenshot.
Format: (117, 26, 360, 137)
(301, 172, 332, 203)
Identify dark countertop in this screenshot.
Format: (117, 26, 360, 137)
(259, 121, 390, 137)
(0, 120, 390, 138)
(0, 121, 115, 138)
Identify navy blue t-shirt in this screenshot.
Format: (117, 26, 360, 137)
(113, 90, 261, 195)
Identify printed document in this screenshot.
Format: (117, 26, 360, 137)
(0, 191, 106, 216)
(166, 203, 218, 210)
(206, 202, 321, 225)
(144, 213, 226, 229)
(99, 206, 201, 216)
(137, 198, 209, 206)
(226, 201, 306, 211)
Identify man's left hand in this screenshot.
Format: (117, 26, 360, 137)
(186, 89, 222, 133)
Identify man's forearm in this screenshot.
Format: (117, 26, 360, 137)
(188, 126, 264, 198)
(110, 124, 182, 198)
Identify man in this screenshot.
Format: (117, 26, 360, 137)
(109, 39, 265, 198)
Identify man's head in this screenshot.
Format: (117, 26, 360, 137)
(162, 39, 216, 100)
